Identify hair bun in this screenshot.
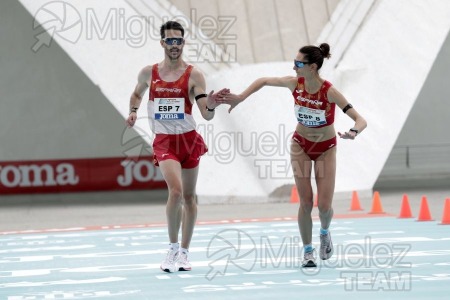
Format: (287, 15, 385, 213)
(319, 43, 331, 59)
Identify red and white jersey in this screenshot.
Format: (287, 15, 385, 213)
(292, 77, 335, 128)
(147, 64, 196, 134)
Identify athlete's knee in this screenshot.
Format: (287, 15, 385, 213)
(168, 186, 183, 202)
(183, 193, 197, 206)
(300, 200, 314, 214)
(316, 193, 333, 211)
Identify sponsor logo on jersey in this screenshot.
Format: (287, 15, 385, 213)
(296, 96, 323, 106)
(155, 87, 182, 93)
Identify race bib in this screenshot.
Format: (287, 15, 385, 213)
(154, 98, 184, 120)
(294, 105, 326, 127)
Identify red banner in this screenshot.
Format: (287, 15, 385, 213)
(0, 156, 166, 194)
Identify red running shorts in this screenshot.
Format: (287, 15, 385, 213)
(152, 130, 208, 169)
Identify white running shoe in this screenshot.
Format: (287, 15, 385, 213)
(302, 250, 317, 268)
(176, 252, 192, 271)
(320, 231, 334, 260)
(160, 249, 179, 273)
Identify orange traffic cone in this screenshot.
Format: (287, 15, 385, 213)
(398, 194, 413, 218)
(440, 198, 450, 225)
(417, 196, 433, 221)
(349, 190, 363, 211)
(369, 191, 384, 214)
(313, 194, 318, 207)
(290, 186, 300, 203)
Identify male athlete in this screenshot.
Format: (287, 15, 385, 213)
(126, 21, 229, 272)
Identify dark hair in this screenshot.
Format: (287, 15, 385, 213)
(299, 43, 331, 70)
(160, 21, 185, 39)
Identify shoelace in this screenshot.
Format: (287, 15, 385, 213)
(304, 251, 314, 260)
(166, 251, 178, 263)
(178, 253, 188, 262)
(320, 234, 330, 248)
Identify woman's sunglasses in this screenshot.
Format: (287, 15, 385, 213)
(294, 60, 311, 68)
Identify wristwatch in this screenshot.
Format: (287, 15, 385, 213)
(349, 128, 359, 136)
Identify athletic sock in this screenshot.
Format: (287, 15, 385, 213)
(304, 244, 313, 253)
(180, 247, 189, 254)
(169, 243, 179, 251)
(320, 227, 329, 235)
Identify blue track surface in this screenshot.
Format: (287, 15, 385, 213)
(1, 217, 450, 299)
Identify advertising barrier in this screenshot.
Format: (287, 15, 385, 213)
(0, 156, 166, 194)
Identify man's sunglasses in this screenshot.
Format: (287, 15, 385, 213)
(163, 37, 184, 45)
(294, 60, 311, 68)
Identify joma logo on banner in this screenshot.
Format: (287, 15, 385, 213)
(0, 163, 79, 188)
